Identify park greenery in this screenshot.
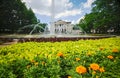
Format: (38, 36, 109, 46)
(78, 0, 120, 34)
(0, 0, 46, 34)
(0, 37, 120, 78)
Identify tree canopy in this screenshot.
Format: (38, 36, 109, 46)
(0, 0, 38, 34)
(78, 0, 120, 34)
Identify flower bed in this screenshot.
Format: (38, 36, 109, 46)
(0, 38, 120, 78)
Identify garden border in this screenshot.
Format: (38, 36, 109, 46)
(0, 36, 115, 43)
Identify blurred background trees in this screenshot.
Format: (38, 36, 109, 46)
(0, 0, 45, 34)
(78, 0, 120, 34)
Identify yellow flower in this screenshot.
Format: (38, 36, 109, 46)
(114, 60, 116, 62)
(42, 61, 45, 65)
(76, 58, 80, 61)
(27, 65, 31, 69)
(96, 76, 99, 78)
(76, 66, 87, 74)
(34, 62, 39, 66)
(31, 60, 35, 63)
(107, 55, 113, 59)
(68, 76, 72, 78)
(57, 60, 61, 63)
(92, 71, 96, 74)
(90, 63, 100, 71)
(99, 67, 105, 72)
(57, 52, 64, 57)
(112, 48, 119, 53)
(86, 52, 92, 56)
(100, 47, 104, 50)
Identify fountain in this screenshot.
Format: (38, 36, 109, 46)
(23, 0, 86, 38)
(50, 0, 55, 35)
(46, 0, 86, 37)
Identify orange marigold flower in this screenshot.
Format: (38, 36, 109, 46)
(90, 63, 100, 71)
(99, 67, 105, 72)
(57, 52, 63, 57)
(112, 48, 119, 53)
(76, 58, 80, 61)
(107, 55, 113, 59)
(76, 66, 87, 74)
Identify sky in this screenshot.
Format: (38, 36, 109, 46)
(22, 0, 95, 24)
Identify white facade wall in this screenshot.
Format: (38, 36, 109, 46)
(54, 20, 81, 34)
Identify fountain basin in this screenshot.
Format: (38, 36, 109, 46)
(0, 34, 115, 43)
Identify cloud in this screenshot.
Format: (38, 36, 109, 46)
(83, 0, 95, 8)
(22, 0, 95, 24)
(74, 0, 95, 24)
(22, 0, 51, 16)
(22, 0, 82, 18)
(55, 9, 82, 18)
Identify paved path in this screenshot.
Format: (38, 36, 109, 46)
(0, 42, 17, 47)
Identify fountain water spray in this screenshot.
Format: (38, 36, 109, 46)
(50, 0, 55, 35)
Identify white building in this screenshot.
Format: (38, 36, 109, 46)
(54, 20, 82, 34)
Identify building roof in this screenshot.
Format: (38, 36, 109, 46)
(54, 20, 71, 24)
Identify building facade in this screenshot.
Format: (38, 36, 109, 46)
(54, 20, 82, 34)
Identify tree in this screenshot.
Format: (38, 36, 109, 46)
(0, 0, 38, 34)
(78, 0, 120, 34)
(92, 0, 120, 34)
(78, 13, 96, 33)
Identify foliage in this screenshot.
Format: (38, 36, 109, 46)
(0, 37, 120, 78)
(78, 0, 120, 34)
(78, 13, 95, 33)
(0, 0, 38, 34)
